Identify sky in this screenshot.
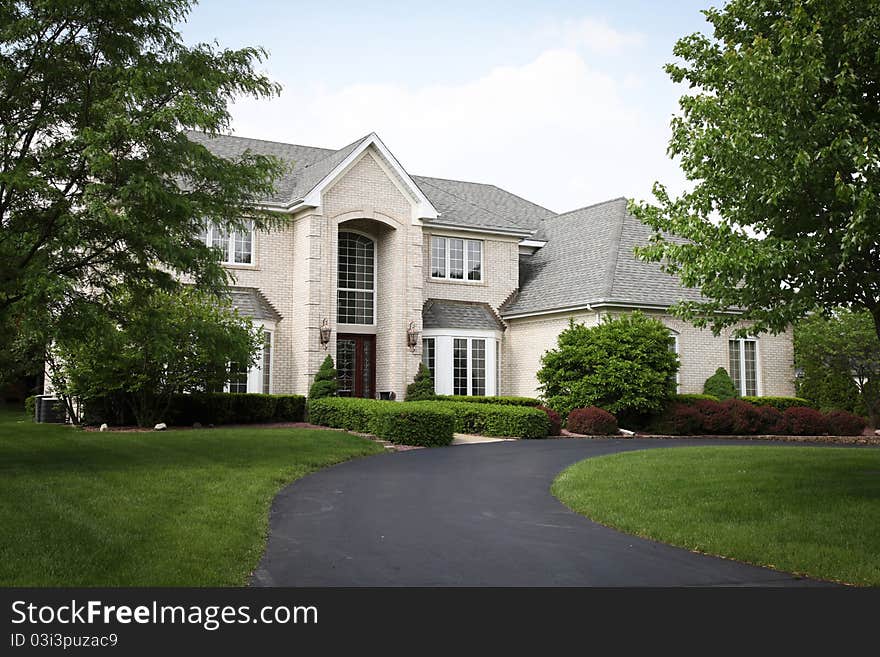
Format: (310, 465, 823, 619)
(177, 1, 714, 213)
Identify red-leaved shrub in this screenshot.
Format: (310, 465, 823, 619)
(778, 407, 828, 436)
(693, 399, 733, 434)
(723, 399, 764, 434)
(825, 410, 867, 436)
(567, 406, 618, 435)
(754, 405, 783, 434)
(538, 405, 562, 436)
(666, 403, 704, 435)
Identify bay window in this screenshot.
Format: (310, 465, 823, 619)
(423, 332, 499, 396)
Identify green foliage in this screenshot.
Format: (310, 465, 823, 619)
(629, 1, 880, 342)
(741, 396, 816, 412)
(536, 312, 680, 417)
(405, 363, 435, 401)
(0, 0, 286, 385)
(794, 310, 879, 425)
(422, 401, 550, 438)
(53, 287, 261, 427)
(308, 356, 338, 400)
(24, 395, 36, 421)
(428, 395, 540, 407)
(703, 368, 738, 400)
(673, 393, 720, 404)
(307, 398, 455, 447)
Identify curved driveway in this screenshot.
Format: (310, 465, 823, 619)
(252, 439, 834, 587)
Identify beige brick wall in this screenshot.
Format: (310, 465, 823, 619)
(503, 309, 796, 399)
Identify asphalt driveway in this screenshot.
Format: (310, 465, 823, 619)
(251, 438, 836, 587)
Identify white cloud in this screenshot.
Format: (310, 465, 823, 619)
(536, 17, 644, 54)
(229, 48, 685, 212)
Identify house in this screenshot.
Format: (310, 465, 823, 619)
(187, 131, 796, 401)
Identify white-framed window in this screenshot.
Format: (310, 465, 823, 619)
(337, 231, 375, 325)
(226, 328, 274, 394)
(669, 331, 680, 392)
(200, 220, 254, 265)
(422, 337, 436, 388)
(430, 236, 482, 282)
(729, 338, 758, 396)
(452, 337, 487, 396)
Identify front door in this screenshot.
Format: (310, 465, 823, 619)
(336, 334, 376, 398)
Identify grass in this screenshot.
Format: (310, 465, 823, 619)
(0, 408, 384, 586)
(552, 446, 880, 586)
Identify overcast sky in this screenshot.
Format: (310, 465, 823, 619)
(178, 0, 713, 213)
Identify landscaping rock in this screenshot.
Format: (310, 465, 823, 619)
(154, 423, 167, 431)
(875, 429, 880, 436)
(99, 423, 108, 432)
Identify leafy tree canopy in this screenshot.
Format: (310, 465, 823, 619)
(631, 0, 880, 339)
(794, 309, 879, 425)
(537, 312, 679, 417)
(0, 0, 285, 381)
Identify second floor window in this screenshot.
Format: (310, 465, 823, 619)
(200, 221, 254, 265)
(431, 236, 482, 282)
(337, 231, 375, 325)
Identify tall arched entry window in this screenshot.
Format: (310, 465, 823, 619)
(336, 231, 376, 398)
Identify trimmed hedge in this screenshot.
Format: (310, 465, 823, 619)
(741, 396, 816, 411)
(673, 393, 720, 404)
(825, 410, 867, 436)
(84, 393, 306, 426)
(421, 400, 550, 438)
(307, 398, 455, 446)
(777, 407, 829, 436)
(427, 395, 540, 407)
(567, 407, 619, 435)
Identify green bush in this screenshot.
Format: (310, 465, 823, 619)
(428, 395, 540, 407)
(405, 363, 435, 401)
(309, 355, 338, 400)
(741, 396, 816, 412)
(673, 393, 720, 404)
(24, 395, 37, 421)
(274, 395, 307, 422)
(703, 368, 738, 400)
(537, 312, 679, 417)
(423, 401, 549, 438)
(307, 398, 455, 446)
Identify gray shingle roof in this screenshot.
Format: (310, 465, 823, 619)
(228, 286, 281, 322)
(186, 131, 553, 234)
(501, 198, 704, 316)
(422, 299, 505, 331)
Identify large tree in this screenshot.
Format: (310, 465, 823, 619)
(631, 0, 880, 339)
(0, 0, 285, 382)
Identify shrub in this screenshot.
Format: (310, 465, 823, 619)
(825, 410, 867, 436)
(537, 312, 679, 417)
(567, 407, 619, 435)
(741, 396, 816, 411)
(778, 407, 829, 436)
(664, 403, 704, 435)
(405, 363, 435, 401)
(274, 395, 307, 422)
(754, 405, 783, 434)
(674, 393, 720, 404)
(24, 395, 37, 421)
(428, 395, 540, 407)
(433, 401, 549, 438)
(307, 398, 455, 446)
(703, 368, 738, 400)
(308, 356, 338, 400)
(723, 399, 764, 435)
(691, 399, 733, 434)
(537, 405, 562, 436)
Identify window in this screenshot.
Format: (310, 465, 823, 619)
(262, 331, 272, 394)
(453, 339, 468, 396)
(337, 232, 375, 325)
(430, 236, 482, 282)
(729, 338, 758, 396)
(228, 363, 248, 394)
(471, 339, 486, 396)
(669, 332, 680, 391)
(201, 220, 254, 265)
(422, 338, 436, 386)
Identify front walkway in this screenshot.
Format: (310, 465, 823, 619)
(251, 438, 836, 586)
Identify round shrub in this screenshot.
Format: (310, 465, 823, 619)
(693, 399, 733, 434)
(567, 407, 619, 435)
(665, 403, 704, 435)
(722, 399, 764, 435)
(778, 407, 829, 436)
(703, 367, 738, 400)
(537, 405, 562, 436)
(825, 410, 867, 436)
(754, 405, 783, 434)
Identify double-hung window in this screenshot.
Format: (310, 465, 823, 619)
(431, 236, 482, 282)
(200, 220, 254, 265)
(729, 338, 758, 396)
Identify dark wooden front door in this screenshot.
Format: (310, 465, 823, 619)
(336, 334, 376, 398)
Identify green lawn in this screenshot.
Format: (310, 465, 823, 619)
(552, 446, 880, 586)
(0, 409, 384, 586)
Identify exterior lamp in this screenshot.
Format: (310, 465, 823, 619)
(406, 321, 420, 352)
(319, 318, 331, 349)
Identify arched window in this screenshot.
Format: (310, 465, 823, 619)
(337, 232, 375, 325)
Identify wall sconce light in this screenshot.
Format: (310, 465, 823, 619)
(319, 318, 331, 349)
(406, 321, 420, 352)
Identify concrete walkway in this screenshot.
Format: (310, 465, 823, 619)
(251, 438, 837, 587)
